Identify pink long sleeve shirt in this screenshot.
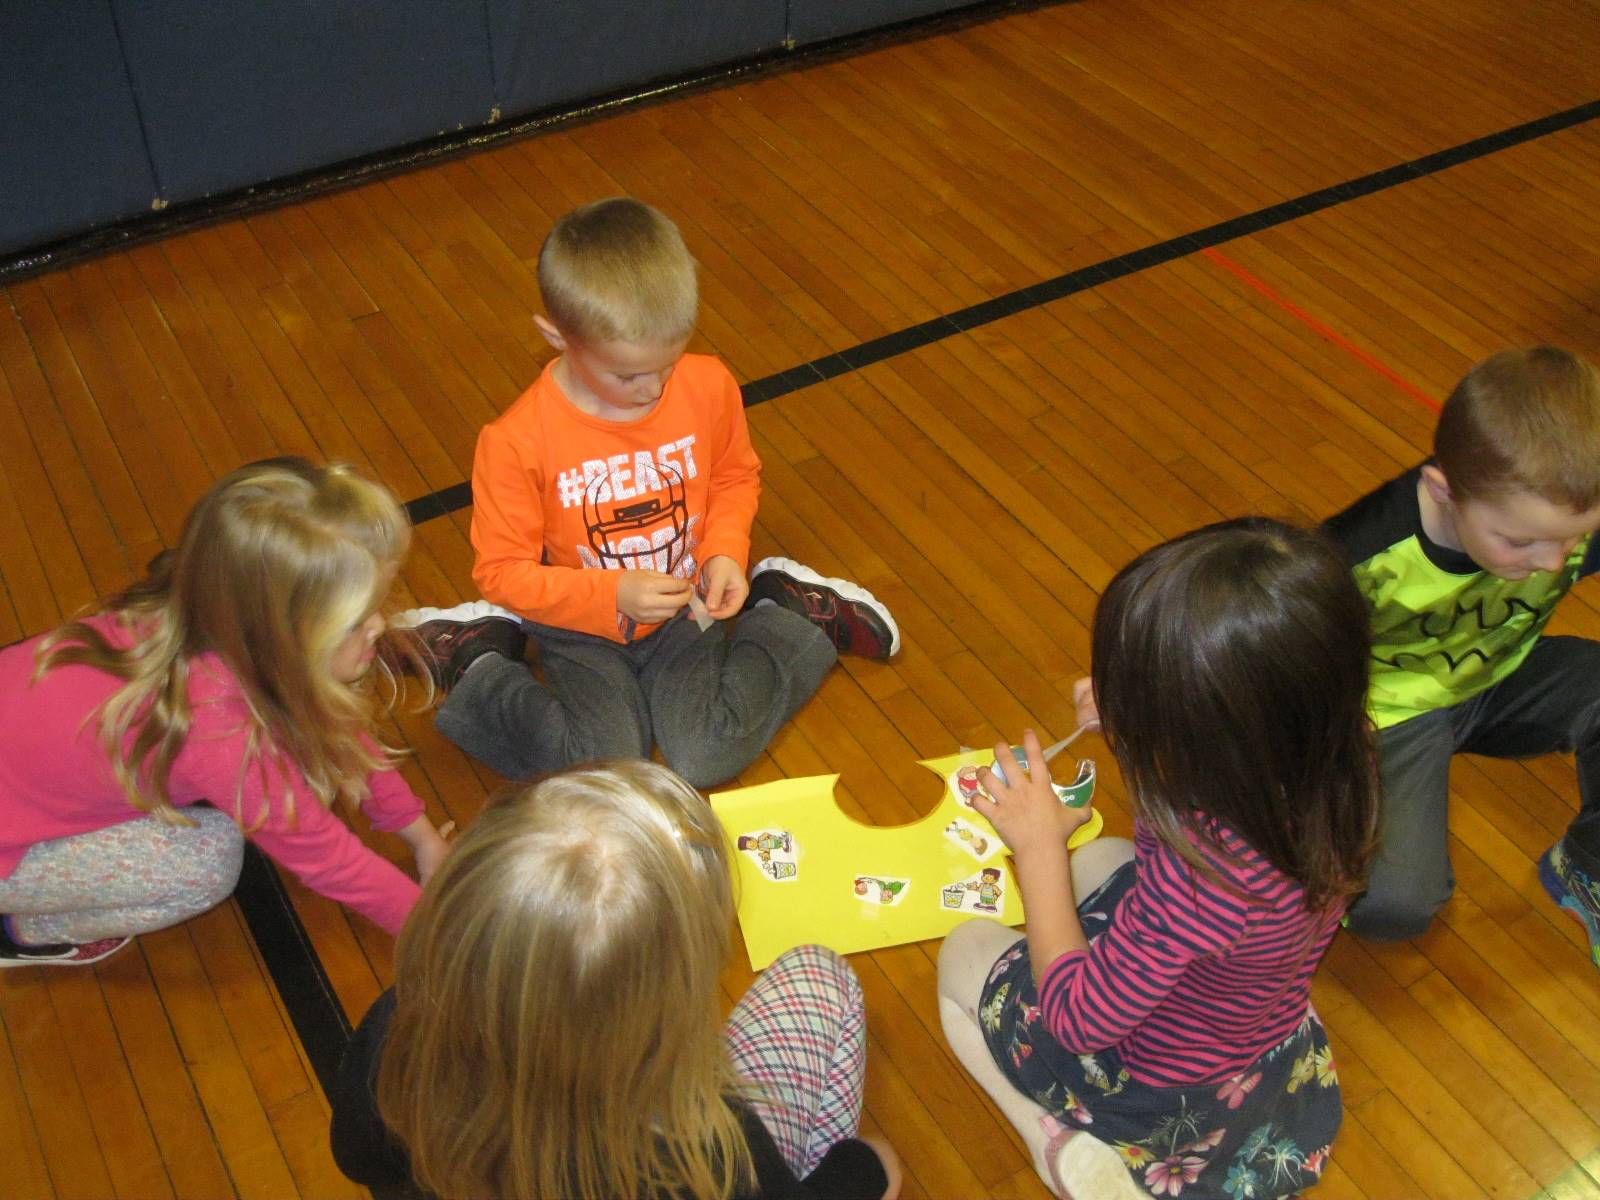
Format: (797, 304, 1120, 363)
(1038, 822, 1344, 1086)
(0, 617, 423, 935)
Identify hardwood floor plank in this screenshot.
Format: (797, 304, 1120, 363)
(41, 968, 174, 1199)
(2, 971, 118, 1199)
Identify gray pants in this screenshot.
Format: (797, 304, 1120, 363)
(0, 807, 244, 943)
(1349, 635, 1600, 941)
(436, 606, 836, 790)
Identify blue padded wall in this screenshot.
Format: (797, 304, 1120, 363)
(0, 2, 161, 255)
(485, 0, 785, 119)
(788, 0, 975, 45)
(3, 0, 997, 262)
(112, 0, 497, 205)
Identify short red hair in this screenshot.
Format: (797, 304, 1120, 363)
(1435, 347, 1600, 510)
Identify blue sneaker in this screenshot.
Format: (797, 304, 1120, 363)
(1539, 841, 1600, 966)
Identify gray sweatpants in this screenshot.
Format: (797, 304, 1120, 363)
(1348, 635, 1600, 941)
(0, 807, 244, 944)
(436, 606, 836, 790)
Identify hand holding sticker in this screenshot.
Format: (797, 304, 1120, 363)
(972, 730, 1094, 851)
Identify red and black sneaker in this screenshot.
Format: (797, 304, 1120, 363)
(390, 601, 527, 691)
(745, 558, 901, 660)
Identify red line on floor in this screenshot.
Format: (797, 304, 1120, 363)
(1202, 247, 1441, 413)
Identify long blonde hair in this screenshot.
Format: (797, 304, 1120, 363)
(377, 762, 754, 1200)
(34, 457, 411, 826)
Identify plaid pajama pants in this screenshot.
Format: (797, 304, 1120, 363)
(723, 943, 868, 1176)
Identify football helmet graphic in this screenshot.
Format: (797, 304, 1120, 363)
(582, 455, 691, 572)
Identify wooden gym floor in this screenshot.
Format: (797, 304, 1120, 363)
(4, 1, 1600, 1195)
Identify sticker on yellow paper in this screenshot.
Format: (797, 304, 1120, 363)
(737, 829, 799, 882)
(950, 756, 1096, 809)
(943, 866, 1006, 917)
(943, 818, 999, 863)
(854, 875, 910, 907)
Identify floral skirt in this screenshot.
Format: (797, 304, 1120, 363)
(979, 863, 1342, 1199)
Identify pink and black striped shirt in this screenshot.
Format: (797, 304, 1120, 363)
(1039, 821, 1344, 1087)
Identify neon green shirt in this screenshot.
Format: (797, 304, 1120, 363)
(1324, 466, 1595, 729)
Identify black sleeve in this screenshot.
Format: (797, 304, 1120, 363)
(1582, 533, 1600, 578)
(1322, 465, 1423, 567)
(328, 989, 426, 1197)
(736, 1102, 888, 1200)
(797, 1140, 890, 1200)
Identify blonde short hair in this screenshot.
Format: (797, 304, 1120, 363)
(1436, 346, 1600, 510)
(537, 197, 699, 345)
(36, 457, 412, 825)
(378, 761, 752, 1200)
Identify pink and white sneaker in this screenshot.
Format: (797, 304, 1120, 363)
(0, 930, 132, 969)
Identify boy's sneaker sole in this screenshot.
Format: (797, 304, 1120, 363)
(746, 557, 901, 659)
(390, 601, 526, 690)
(0, 934, 132, 969)
(1540, 843, 1600, 967)
(392, 600, 520, 627)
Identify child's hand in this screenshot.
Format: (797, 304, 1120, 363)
(970, 729, 1093, 859)
(617, 570, 694, 623)
(1071, 677, 1102, 733)
(400, 817, 455, 885)
(699, 555, 748, 619)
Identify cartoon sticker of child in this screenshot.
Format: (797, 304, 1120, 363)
(738, 832, 791, 861)
(854, 876, 906, 905)
(945, 821, 989, 857)
(956, 766, 983, 804)
(968, 867, 1003, 912)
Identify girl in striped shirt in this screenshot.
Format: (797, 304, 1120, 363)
(938, 518, 1380, 1200)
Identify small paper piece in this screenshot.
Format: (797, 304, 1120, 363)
(737, 829, 800, 882)
(687, 590, 715, 632)
(944, 818, 999, 862)
(952, 764, 988, 809)
(942, 866, 1007, 917)
(853, 875, 911, 907)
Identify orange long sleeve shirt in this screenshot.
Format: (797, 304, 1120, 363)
(471, 354, 762, 643)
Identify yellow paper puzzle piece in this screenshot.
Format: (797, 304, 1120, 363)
(711, 750, 1104, 969)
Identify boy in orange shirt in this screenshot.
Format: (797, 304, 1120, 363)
(397, 197, 899, 788)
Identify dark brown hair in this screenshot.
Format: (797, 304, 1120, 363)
(1435, 347, 1600, 509)
(1091, 517, 1379, 910)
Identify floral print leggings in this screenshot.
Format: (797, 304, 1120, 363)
(979, 862, 1343, 1199)
(0, 809, 244, 944)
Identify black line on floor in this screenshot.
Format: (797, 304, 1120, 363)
(399, 96, 1600, 526)
(232, 845, 353, 1096)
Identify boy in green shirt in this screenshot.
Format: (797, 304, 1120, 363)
(1325, 347, 1600, 962)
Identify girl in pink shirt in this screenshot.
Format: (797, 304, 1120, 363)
(0, 459, 451, 967)
(939, 518, 1380, 1200)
